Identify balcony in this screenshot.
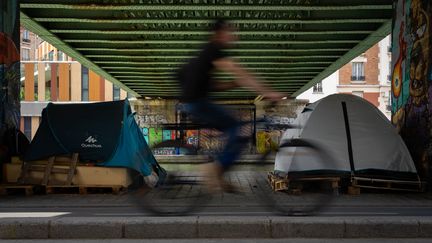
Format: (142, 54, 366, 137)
(351, 76, 365, 81)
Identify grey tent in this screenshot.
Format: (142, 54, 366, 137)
(275, 94, 418, 181)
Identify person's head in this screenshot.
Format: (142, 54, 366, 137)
(210, 19, 238, 46)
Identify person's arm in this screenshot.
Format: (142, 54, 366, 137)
(213, 58, 284, 100)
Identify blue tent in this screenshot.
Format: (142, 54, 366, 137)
(24, 100, 166, 182)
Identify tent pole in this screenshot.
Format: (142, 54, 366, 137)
(342, 102, 355, 177)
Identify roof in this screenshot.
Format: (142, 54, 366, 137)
(20, 0, 393, 99)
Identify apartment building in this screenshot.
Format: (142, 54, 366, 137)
(20, 27, 130, 140)
(298, 36, 392, 119)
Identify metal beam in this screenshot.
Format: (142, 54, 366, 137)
(102, 66, 326, 71)
(20, 4, 392, 11)
(108, 71, 321, 75)
(33, 18, 389, 25)
(87, 55, 340, 59)
(76, 48, 351, 53)
(51, 29, 373, 35)
(95, 61, 333, 65)
(65, 39, 359, 44)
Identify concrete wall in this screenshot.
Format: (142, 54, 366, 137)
(131, 99, 307, 155)
(392, 0, 432, 180)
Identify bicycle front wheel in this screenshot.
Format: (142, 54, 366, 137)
(131, 140, 211, 216)
(258, 138, 336, 216)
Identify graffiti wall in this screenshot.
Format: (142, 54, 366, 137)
(0, 0, 20, 134)
(392, 0, 432, 179)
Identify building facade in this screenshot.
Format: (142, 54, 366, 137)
(20, 27, 130, 140)
(297, 36, 392, 119)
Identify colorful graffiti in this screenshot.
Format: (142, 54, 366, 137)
(148, 128, 163, 147)
(185, 130, 199, 148)
(256, 131, 280, 154)
(392, 0, 432, 179)
(0, 0, 20, 135)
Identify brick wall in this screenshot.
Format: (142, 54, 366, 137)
(364, 44, 379, 85)
(363, 92, 380, 107)
(339, 44, 379, 85)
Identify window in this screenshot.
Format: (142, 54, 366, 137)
(352, 91, 364, 98)
(22, 48, 30, 61)
(48, 50, 54, 61)
(22, 29, 30, 42)
(57, 50, 64, 61)
(82, 67, 89, 101)
(351, 62, 365, 81)
(24, 117, 32, 140)
(312, 82, 323, 93)
(113, 86, 121, 101)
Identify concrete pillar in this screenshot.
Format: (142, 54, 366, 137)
(391, 0, 432, 183)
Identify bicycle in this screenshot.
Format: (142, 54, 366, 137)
(132, 105, 336, 216)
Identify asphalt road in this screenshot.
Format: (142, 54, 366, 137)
(1, 204, 432, 218)
(1, 239, 432, 243)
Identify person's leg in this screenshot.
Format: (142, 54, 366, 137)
(185, 100, 245, 192)
(185, 100, 243, 169)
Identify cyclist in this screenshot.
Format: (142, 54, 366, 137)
(177, 19, 284, 192)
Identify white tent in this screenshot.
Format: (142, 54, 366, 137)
(275, 94, 418, 180)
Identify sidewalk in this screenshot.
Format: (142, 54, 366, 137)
(0, 171, 431, 239)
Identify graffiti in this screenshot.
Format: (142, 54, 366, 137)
(136, 114, 168, 127)
(199, 129, 224, 153)
(0, 0, 20, 134)
(148, 128, 163, 147)
(256, 131, 280, 154)
(142, 127, 149, 144)
(263, 115, 295, 125)
(392, 0, 432, 178)
(185, 130, 199, 148)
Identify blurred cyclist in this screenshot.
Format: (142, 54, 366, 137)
(177, 19, 284, 192)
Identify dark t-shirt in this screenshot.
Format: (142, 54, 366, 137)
(177, 42, 228, 101)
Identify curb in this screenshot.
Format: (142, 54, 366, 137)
(0, 216, 431, 239)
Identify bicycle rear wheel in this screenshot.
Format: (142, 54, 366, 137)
(258, 138, 336, 216)
(132, 140, 211, 216)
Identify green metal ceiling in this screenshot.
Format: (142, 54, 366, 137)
(20, 0, 393, 99)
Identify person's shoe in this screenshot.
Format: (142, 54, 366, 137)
(200, 162, 224, 193)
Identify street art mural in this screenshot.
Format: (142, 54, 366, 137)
(392, 0, 432, 178)
(0, 0, 20, 135)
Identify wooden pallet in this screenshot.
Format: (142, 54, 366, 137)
(0, 184, 36, 196)
(18, 153, 78, 186)
(268, 172, 288, 191)
(267, 172, 340, 194)
(351, 176, 424, 192)
(44, 185, 125, 195)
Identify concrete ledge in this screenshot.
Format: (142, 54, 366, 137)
(49, 218, 124, 239)
(271, 217, 345, 238)
(1, 216, 432, 239)
(0, 218, 49, 239)
(125, 217, 198, 239)
(198, 216, 271, 238)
